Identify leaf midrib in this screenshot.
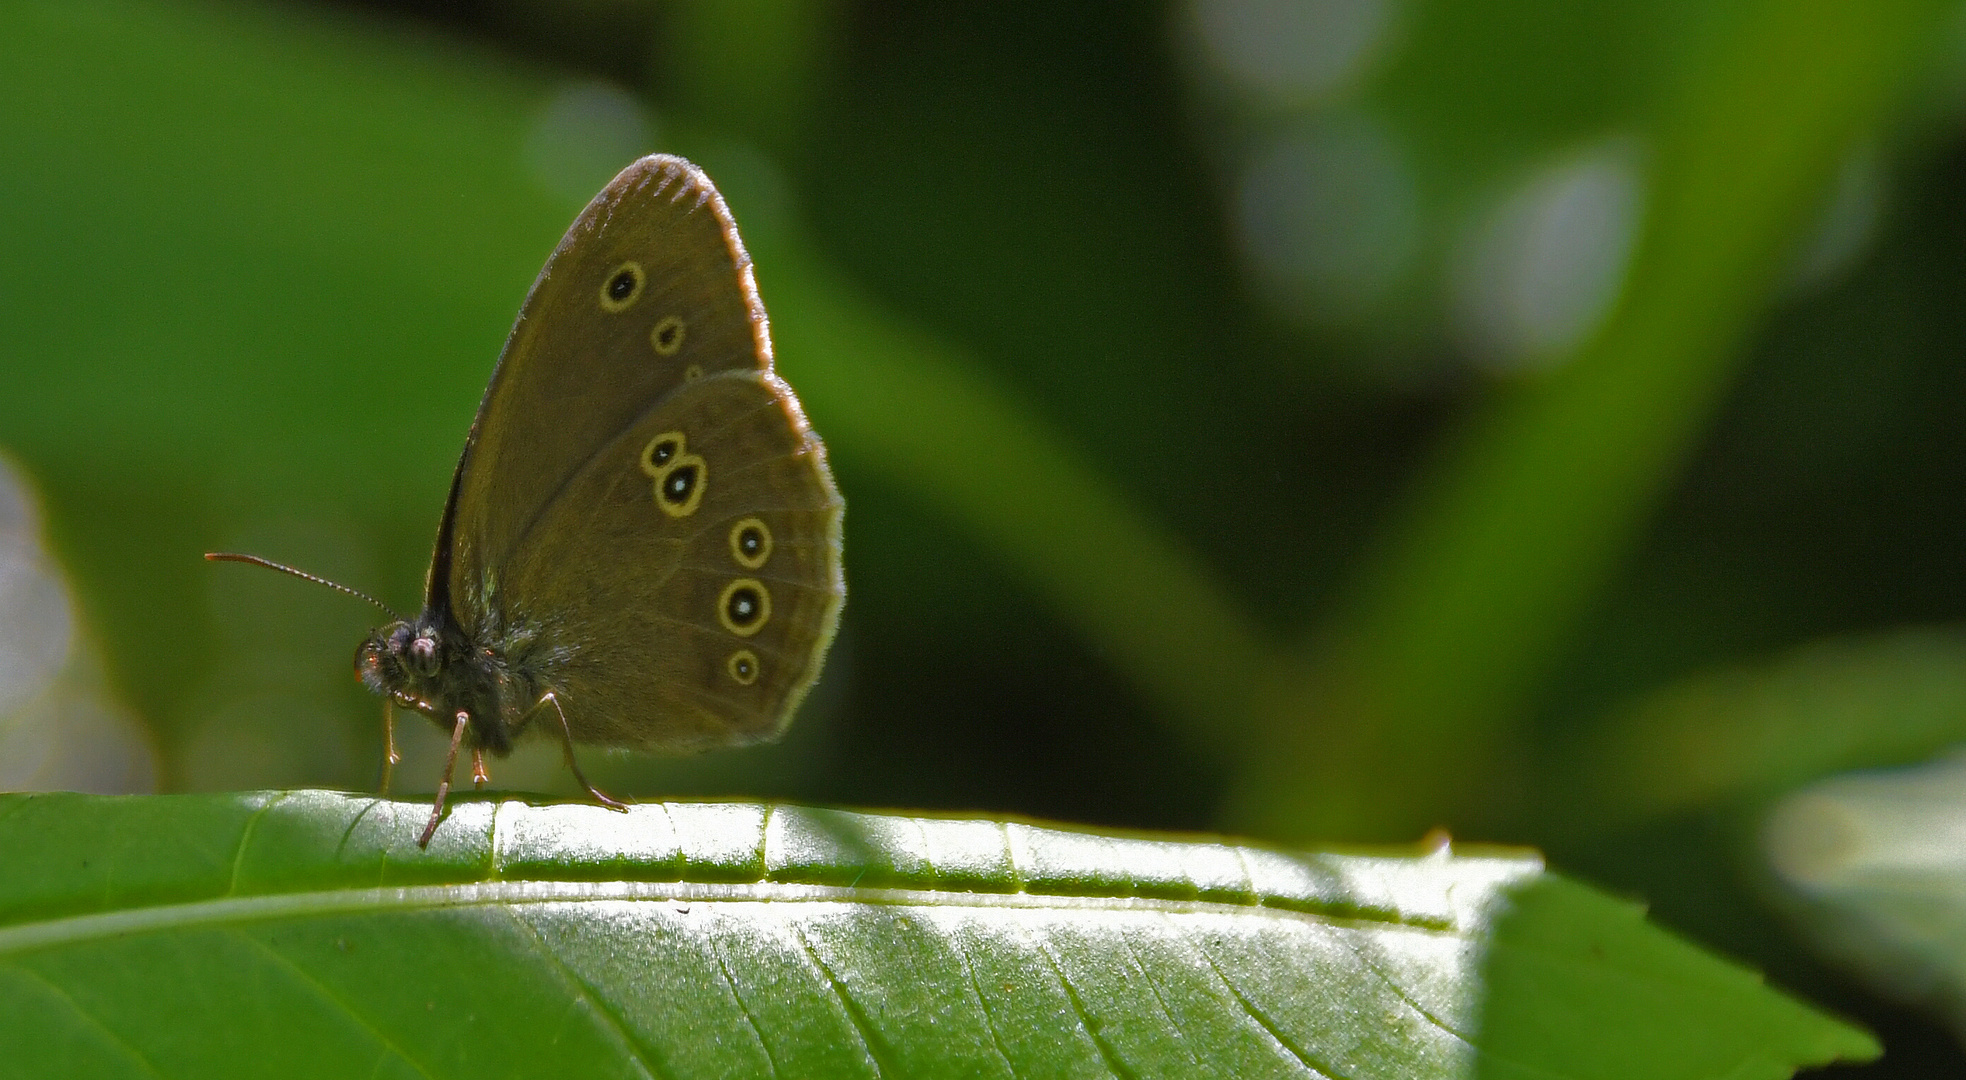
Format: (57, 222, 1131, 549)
(0, 879, 1461, 958)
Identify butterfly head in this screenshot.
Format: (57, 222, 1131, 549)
(356, 619, 445, 705)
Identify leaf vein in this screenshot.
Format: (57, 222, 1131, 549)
(1194, 934, 1338, 1080)
(1118, 932, 1204, 1073)
(1341, 936, 1473, 1043)
(227, 792, 287, 897)
(1000, 822, 1026, 892)
(332, 797, 382, 869)
(949, 924, 1020, 1078)
(499, 906, 668, 1080)
(230, 929, 439, 1080)
(1229, 845, 1259, 901)
(756, 804, 775, 877)
(786, 921, 890, 1080)
(5, 961, 168, 1080)
(486, 801, 505, 880)
(0, 880, 1461, 958)
(708, 927, 784, 1080)
(1033, 932, 1137, 1080)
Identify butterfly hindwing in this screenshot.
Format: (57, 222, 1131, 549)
(481, 369, 844, 750)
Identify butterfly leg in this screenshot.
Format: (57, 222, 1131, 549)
(471, 749, 490, 788)
(539, 691, 628, 811)
(379, 701, 401, 795)
(418, 710, 470, 848)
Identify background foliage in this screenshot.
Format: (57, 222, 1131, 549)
(7, 0, 1966, 1072)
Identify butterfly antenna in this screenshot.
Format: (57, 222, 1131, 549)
(204, 552, 402, 621)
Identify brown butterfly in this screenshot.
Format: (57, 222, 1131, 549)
(211, 156, 845, 846)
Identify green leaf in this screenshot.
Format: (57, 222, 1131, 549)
(1561, 628, 1966, 828)
(1762, 752, 1966, 1045)
(0, 792, 1871, 1078)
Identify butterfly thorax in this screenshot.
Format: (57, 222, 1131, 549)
(354, 613, 547, 755)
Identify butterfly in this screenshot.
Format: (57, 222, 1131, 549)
(211, 156, 845, 846)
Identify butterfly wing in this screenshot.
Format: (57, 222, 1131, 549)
(490, 369, 843, 749)
(436, 155, 773, 614)
(435, 155, 843, 749)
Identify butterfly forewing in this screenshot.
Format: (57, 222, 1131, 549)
(446, 156, 772, 601)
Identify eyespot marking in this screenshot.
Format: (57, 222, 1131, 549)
(660, 463, 700, 507)
(653, 456, 706, 517)
(730, 517, 772, 569)
(639, 432, 706, 517)
(719, 579, 770, 637)
(684, 364, 704, 381)
(727, 649, 760, 685)
(651, 316, 686, 356)
(639, 432, 685, 476)
(599, 262, 645, 312)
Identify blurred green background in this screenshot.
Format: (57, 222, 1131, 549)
(7, 0, 1966, 1072)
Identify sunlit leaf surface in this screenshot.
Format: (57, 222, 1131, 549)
(0, 793, 1870, 1078)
